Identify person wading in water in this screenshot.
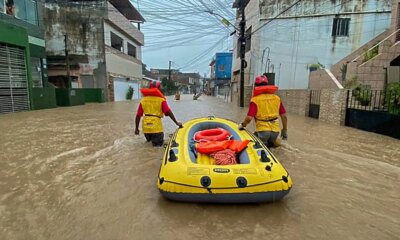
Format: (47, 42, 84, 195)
(238, 75, 288, 147)
(135, 81, 182, 146)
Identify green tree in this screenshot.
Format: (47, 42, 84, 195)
(385, 82, 400, 114)
(126, 86, 134, 100)
(161, 77, 178, 96)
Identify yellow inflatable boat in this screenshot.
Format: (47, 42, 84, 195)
(157, 117, 292, 203)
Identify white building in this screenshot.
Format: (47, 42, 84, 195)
(104, 0, 145, 101)
(232, 0, 392, 104)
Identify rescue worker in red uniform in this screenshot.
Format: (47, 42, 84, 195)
(239, 75, 288, 147)
(135, 81, 182, 146)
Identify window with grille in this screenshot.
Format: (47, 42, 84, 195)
(332, 18, 350, 37)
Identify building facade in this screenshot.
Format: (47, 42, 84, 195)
(0, 0, 55, 114)
(44, 0, 145, 102)
(232, 0, 393, 105)
(210, 52, 232, 98)
(105, 0, 145, 101)
(44, 0, 107, 92)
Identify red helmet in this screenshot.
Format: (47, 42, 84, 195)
(149, 81, 161, 89)
(255, 75, 268, 86)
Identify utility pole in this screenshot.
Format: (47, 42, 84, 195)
(64, 34, 71, 88)
(168, 60, 171, 95)
(203, 73, 206, 93)
(236, 0, 248, 107)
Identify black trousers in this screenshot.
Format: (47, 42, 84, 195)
(144, 132, 164, 146)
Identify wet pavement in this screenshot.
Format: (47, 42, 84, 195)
(0, 94, 399, 240)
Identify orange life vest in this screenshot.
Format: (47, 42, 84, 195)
(140, 88, 165, 99)
(196, 140, 250, 154)
(253, 85, 278, 97)
(228, 140, 250, 153)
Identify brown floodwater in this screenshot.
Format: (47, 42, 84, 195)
(0, 94, 399, 240)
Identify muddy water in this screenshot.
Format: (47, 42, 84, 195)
(0, 94, 399, 240)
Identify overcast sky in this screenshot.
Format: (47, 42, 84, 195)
(132, 0, 235, 76)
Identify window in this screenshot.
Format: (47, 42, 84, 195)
(0, 0, 4, 13)
(25, 0, 37, 25)
(245, 26, 251, 52)
(127, 42, 137, 58)
(3, 0, 38, 25)
(14, 0, 27, 21)
(5, 0, 14, 15)
(111, 32, 124, 52)
(332, 18, 350, 37)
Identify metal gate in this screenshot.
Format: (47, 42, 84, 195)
(308, 90, 320, 119)
(0, 44, 29, 114)
(345, 90, 400, 139)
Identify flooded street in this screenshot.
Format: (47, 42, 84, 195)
(1, 94, 399, 240)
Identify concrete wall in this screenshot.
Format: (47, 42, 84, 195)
(45, 1, 107, 90)
(277, 89, 348, 126)
(277, 90, 310, 116)
(105, 46, 142, 80)
(390, 0, 400, 43)
(309, 69, 343, 89)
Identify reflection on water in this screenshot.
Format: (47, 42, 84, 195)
(0, 95, 399, 240)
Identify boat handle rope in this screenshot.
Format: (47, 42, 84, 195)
(158, 175, 290, 190)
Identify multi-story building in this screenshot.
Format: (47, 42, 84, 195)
(232, 0, 393, 105)
(44, 0, 145, 101)
(0, 0, 55, 114)
(209, 52, 232, 98)
(310, 0, 400, 91)
(104, 0, 145, 101)
(44, 0, 108, 91)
